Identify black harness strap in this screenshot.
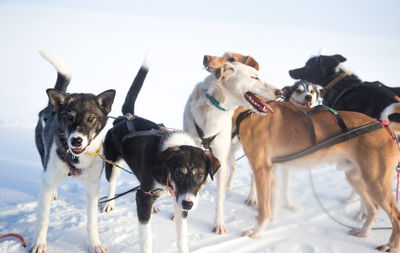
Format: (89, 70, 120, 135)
(272, 121, 383, 163)
(308, 105, 348, 132)
(232, 110, 253, 139)
(194, 122, 217, 152)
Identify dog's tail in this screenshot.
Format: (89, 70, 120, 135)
(121, 54, 150, 115)
(39, 49, 71, 93)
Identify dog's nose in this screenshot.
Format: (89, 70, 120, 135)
(71, 137, 83, 147)
(182, 200, 194, 210)
(275, 89, 282, 97)
(305, 95, 312, 102)
(203, 55, 211, 66)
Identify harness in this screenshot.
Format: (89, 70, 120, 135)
(194, 122, 217, 152)
(323, 72, 400, 108)
(234, 104, 395, 164)
(232, 109, 253, 139)
(272, 105, 390, 163)
(96, 115, 175, 204)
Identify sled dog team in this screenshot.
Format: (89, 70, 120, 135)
(31, 50, 400, 253)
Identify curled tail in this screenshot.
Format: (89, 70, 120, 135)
(121, 54, 150, 115)
(39, 49, 71, 93)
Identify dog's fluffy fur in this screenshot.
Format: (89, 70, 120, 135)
(183, 60, 279, 234)
(102, 58, 220, 253)
(238, 101, 400, 252)
(32, 50, 116, 253)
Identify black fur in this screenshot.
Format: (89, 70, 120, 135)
(103, 61, 220, 225)
(289, 54, 400, 119)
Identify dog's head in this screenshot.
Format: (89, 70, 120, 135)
(289, 54, 347, 85)
(47, 89, 116, 156)
(281, 80, 322, 108)
(210, 61, 280, 114)
(160, 145, 220, 211)
(203, 52, 260, 72)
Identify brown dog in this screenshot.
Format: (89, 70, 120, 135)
(238, 101, 400, 252)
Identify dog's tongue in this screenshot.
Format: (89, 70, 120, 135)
(72, 147, 85, 154)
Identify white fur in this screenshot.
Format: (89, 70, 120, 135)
(183, 62, 278, 234)
(31, 132, 106, 253)
(139, 222, 152, 253)
(142, 53, 151, 70)
(39, 49, 71, 79)
(174, 201, 189, 253)
(161, 132, 197, 151)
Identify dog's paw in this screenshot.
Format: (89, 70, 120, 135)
(376, 242, 397, 252)
(241, 229, 262, 239)
(102, 201, 115, 213)
(349, 228, 369, 238)
(212, 225, 227, 234)
(152, 205, 160, 214)
(91, 244, 108, 253)
(245, 197, 257, 206)
(226, 184, 233, 191)
(30, 243, 47, 253)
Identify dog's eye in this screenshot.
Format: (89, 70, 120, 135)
(295, 89, 303, 93)
(66, 114, 74, 121)
(194, 173, 204, 182)
(251, 76, 259, 80)
(87, 115, 96, 122)
(175, 170, 185, 179)
(310, 90, 315, 94)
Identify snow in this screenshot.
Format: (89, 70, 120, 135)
(0, 1, 400, 252)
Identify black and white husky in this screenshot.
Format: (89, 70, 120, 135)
(102, 56, 221, 253)
(31, 50, 115, 253)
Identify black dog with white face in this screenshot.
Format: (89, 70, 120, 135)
(289, 54, 400, 134)
(281, 80, 322, 108)
(102, 57, 220, 253)
(32, 50, 115, 253)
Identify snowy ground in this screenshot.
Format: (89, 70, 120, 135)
(1, 1, 400, 253)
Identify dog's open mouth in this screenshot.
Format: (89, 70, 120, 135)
(245, 92, 274, 113)
(70, 147, 86, 155)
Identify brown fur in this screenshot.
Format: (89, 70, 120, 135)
(203, 52, 260, 71)
(238, 101, 400, 252)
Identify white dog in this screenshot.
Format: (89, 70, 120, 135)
(183, 61, 279, 233)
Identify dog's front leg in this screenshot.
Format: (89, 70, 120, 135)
(136, 190, 154, 253)
(84, 180, 107, 253)
(211, 132, 231, 234)
(31, 171, 65, 253)
(242, 164, 273, 239)
(174, 201, 189, 253)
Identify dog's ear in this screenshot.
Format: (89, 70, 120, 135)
(96, 89, 116, 113)
(213, 62, 235, 81)
(159, 146, 180, 165)
(333, 54, 346, 63)
(203, 151, 221, 180)
(280, 86, 292, 99)
(47, 89, 67, 111)
(244, 56, 260, 71)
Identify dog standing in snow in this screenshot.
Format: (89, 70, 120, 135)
(183, 60, 280, 234)
(32, 50, 115, 253)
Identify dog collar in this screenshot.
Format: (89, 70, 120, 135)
(323, 72, 348, 91)
(85, 143, 102, 156)
(205, 92, 227, 112)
